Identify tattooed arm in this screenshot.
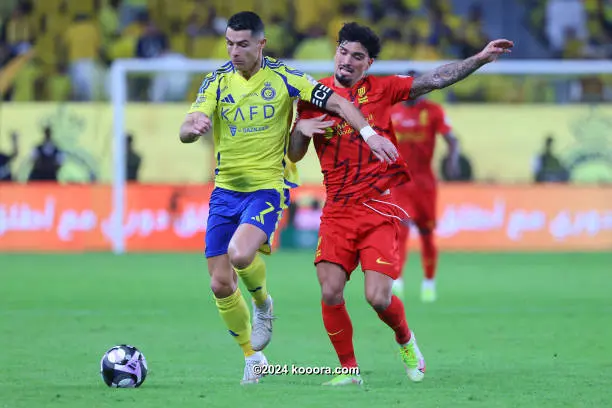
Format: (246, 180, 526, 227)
(409, 39, 514, 100)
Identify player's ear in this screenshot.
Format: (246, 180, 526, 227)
(367, 58, 374, 68)
(259, 37, 267, 50)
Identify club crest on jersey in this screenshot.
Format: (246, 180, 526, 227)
(229, 125, 237, 136)
(357, 86, 368, 103)
(261, 82, 276, 101)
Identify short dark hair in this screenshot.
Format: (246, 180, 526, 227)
(337, 22, 381, 59)
(227, 11, 264, 36)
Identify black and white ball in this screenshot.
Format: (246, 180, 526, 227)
(100, 345, 148, 388)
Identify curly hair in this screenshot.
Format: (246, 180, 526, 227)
(337, 22, 382, 59)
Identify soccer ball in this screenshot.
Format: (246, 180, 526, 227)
(100, 344, 148, 388)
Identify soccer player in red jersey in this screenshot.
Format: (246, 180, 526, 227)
(389, 70, 460, 303)
(289, 22, 513, 386)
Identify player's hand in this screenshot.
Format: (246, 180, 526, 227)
(180, 112, 211, 143)
(477, 39, 514, 63)
(189, 112, 212, 134)
(296, 115, 335, 138)
(366, 134, 399, 164)
(445, 157, 460, 179)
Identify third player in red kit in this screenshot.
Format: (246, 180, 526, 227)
(390, 71, 459, 303)
(289, 22, 513, 386)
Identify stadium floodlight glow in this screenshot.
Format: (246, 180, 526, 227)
(109, 58, 612, 253)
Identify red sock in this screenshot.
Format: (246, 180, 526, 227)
(321, 301, 357, 368)
(376, 295, 412, 345)
(397, 223, 410, 278)
(420, 232, 437, 280)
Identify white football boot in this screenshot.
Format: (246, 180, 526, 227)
(251, 295, 275, 351)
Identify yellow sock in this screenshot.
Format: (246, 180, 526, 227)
(215, 288, 255, 357)
(235, 253, 268, 307)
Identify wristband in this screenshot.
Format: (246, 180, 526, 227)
(360, 125, 377, 141)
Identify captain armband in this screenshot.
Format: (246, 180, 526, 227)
(310, 83, 333, 108)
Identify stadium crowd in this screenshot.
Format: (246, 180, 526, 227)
(1, 0, 612, 102)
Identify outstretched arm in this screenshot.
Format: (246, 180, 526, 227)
(409, 39, 514, 99)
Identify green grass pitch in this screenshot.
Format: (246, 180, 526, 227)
(1, 251, 611, 408)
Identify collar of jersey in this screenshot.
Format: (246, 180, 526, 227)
(234, 57, 269, 82)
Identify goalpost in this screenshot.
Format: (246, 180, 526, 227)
(109, 59, 612, 254)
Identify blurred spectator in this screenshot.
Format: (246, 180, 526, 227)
(119, 0, 148, 30)
(136, 19, 168, 59)
(456, 3, 489, 59)
(132, 15, 168, 100)
(185, 7, 226, 58)
(379, 28, 411, 60)
(327, 2, 362, 44)
(126, 134, 142, 181)
(0, 43, 12, 69)
(580, 0, 612, 58)
(294, 0, 336, 38)
(546, 0, 588, 57)
(40, 0, 71, 40)
(263, 14, 293, 59)
(46, 61, 72, 102)
(562, 27, 586, 58)
(293, 24, 335, 60)
(4, 2, 34, 56)
(149, 43, 190, 102)
(6, 55, 43, 101)
(426, 7, 454, 52)
(0, 131, 19, 182)
(186, 6, 225, 37)
(292, 23, 335, 78)
(122, 8, 148, 38)
(1, 0, 611, 104)
(532, 135, 570, 182)
(28, 126, 64, 182)
(99, 0, 121, 45)
(63, 13, 101, 101)
(408, 30, 443, 60)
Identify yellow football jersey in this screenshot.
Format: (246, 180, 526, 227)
(189, 57, 326, 192)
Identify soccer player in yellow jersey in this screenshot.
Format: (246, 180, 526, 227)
(179, 11, 398, 384)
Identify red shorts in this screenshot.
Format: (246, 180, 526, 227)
(314, 194, 409, 280)
(393, 177, 437, 230)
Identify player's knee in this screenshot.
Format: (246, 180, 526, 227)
(227, 245, 255, 270)
(320, 283, 344, 305)
(365, 287, 391, 312)
(210, 275, 236, 298)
